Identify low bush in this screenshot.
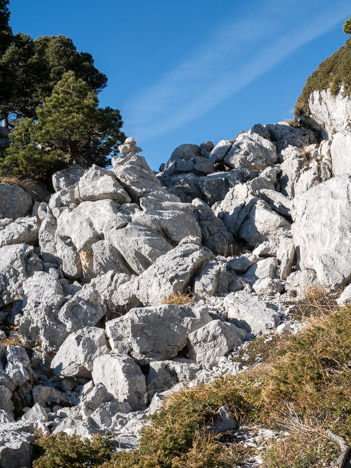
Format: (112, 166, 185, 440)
(263, 430, 339, 467)
(32, 433, 114, 468)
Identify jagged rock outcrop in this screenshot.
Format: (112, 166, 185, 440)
(307, 88, 351, 138)
(2, 80, 351, 467)
(292, 174, 351, 288)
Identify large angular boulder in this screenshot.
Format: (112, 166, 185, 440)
(265, 121, 316, 152)
(92, 354, 147, 410)
(4, 346, 31, 390)
(51, 327, 109, 378)
(107, 203, 201, 275)
(127, 237, 213, 306)
(223, 126, 277, 170)
(162, 143, 214, 177)
(111, 154, 162, 200)
(52, 165, 85, 192)
(209, 140, 233, 164)
(106, 304, 210, 363)
(75, 165, 131, 204)
(0, 244, 42, 307)
(18, 272, 104, 351)
(194, 257, 243, 297)
(17, 271, 66, 350)
(223, 291, 280, 335)
(146, 360, 200, 398)
(0, 183, 32, 221)
(56, 200, 121, 252)
(192, 198, 234, 256)
(292, 175, 351, 288)
(0, 216, 39, 248)
(187, 320, 246, 367)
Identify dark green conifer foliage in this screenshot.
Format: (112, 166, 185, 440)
(0, 0, 12, 55)
(0, 71, 124, 179)
(0, 34, 107, 123)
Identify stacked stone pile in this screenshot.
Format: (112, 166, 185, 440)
(1, 84, 351, 466)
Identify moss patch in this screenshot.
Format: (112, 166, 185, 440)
(295, 37, 351, 118)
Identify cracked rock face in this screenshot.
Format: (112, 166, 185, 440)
(307, 87, 351, 138)
(292, 174, 351, 288)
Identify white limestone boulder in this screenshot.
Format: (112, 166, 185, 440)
(0, 183, 32, 221)
(111, 154, 162, 200)
(292, 174, 351, 288)
(92, 354, 147, 410)
(52, 165, 85, 192)
(0, 216, 39, 248)
(125, 237, 213, 306)
(187, 320, 246, 367)
(0, 244, 42, 307)
(224, 291, 280, 335)
(106, 304, 210, 363)
(75, 165, 131, 204)
(51, 327, 109, 378)
(224, 126, 277, 170)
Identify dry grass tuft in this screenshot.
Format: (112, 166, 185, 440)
(1, 334, 22, 348)
(262, 428, 339, 467)
(0, 175, 26, 187)
(290, 285, 339, 321)
(161, 291, 194, 306)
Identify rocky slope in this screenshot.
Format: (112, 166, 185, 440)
(1, 67, 351, 467)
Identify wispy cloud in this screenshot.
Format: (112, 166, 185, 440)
(124, 0, 351, 141)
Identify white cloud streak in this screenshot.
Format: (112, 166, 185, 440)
(124, 0, 351, 141)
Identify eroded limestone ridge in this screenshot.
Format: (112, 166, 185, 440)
(1, 73, 351, 466)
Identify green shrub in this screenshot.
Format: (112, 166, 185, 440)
(343, 17, 351, 35)
(32, 433, 114, 468)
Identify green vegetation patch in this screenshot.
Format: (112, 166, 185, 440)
(295, 37, 351, 118)
(263, 431, 339, 468)
(32, 433, 114, 468)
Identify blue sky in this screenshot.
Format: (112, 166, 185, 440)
(9, 0, 351, 170)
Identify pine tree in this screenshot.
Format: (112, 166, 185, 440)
(0, 71, 124, 180)
(0, 34, 107, 123)
(0, 0, 12, 55)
